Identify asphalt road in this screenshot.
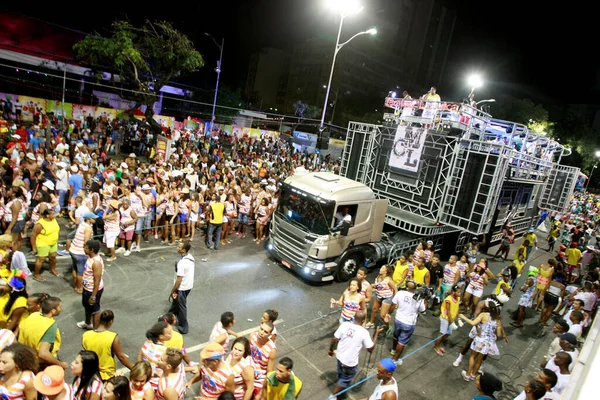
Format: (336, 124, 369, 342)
(26, 231, 560, 400)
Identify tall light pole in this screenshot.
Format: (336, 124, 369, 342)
(467, 74, 483, 96)
(319, 1, 376, 133)
(206, 33, 224, 132)
(585, 150, 600, 191)
(323, 84, 339, 124)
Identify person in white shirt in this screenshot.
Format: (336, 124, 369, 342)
(513, 369, 560, 400)
(386, 281, 427, 363)
(567, 310, 584, 340)
(545, 319, 570, 361)
(550, 352, 571, 396)
(169, 241, 195, 334)
(542, 333, 578, 373)
(367, 358, 398, 400)
(329, 311, 381, 399)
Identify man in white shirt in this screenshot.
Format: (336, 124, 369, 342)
(567, 310, 584, 340)
(169, 241, 195, 334)
(387, 281, 427, 363)
(55, 162, 70, 216)
(329, 311, 381, 399)
(550, 352, 572, 396)
(513, 369, 561, 400)
(542, 333, 578, 373)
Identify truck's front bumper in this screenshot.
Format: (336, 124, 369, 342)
(266, 239, 334, 282)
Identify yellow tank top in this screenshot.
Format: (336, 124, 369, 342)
(18, 312, 61, 356)
(209, 202, 225, 224)
(393, 263, 409, 287)
(441, 295, 459, 321)
(494, 280, 509, 295)
(82, 330, 118, 381)
(36, 218, 60, 247)
(0, 295, 27, 328)
(163, 330, 184, 350)
(413, 267, 428, 285)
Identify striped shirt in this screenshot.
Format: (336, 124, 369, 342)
(178, 200, 188, 215)
(225, 355, 253, 400)
(31, 202, 52, 224)
(4, 199, 24, 222)
(82, 255, 104, 292)
(104, 210, 120, 233)
(0, 328, 16, 350)
(200, 364, 232, 398)
(249, 332, 276, 389)
(70, 222, 90, 256)
(0, 370, 34, 400)
(156, 372, 186, 400)
(72, 376, 103, 400)
(130, 194, 146, 217)
(140, 340, 166, 390)
(341, 292, 363, 321)
(374, 278, 394, 299)
(468, 272, 485, 292)
(209, 322, 230, 353)
(119, 207, 135, 232)
(130, 381, 153, 400)
(359, 280, 370, 298)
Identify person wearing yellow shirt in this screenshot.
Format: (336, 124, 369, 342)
(393, 255, 410, 288)
(262, 357, 302, 400)
(422, 86, 441, 102)
(565, 242, 582, 283)
(206, 194, 225, 250)
(31, 208, 60, 282)
(524, 228, 537, 261)
(0, 272, 28, 331)
(514, 240, 529, 262)
(434, 285, 460, 356)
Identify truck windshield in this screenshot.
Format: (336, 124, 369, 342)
(276, 184, 335, 235)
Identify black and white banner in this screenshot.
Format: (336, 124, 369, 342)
(389, 125, 427, 173)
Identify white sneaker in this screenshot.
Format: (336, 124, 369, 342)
(77, 321, 92, 330)
(115, 247, 126, 254)
(134, 245, 141, 252)
(130, 243, 137, 250)
(396, 359, 403, 366)
(453, 354, 463, 367)
(124, 250, 131, 256)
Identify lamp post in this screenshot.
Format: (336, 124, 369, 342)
(205, 33, 224, 132)
(467, 74, 483, 96)
(585, 150, 600, 191)
(319, 2, 376, 132)
(323, 84, 340, 124)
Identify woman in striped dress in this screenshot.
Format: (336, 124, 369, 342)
(137, 321, 172, 391)
(129, 362, 155, 400)
(70, 351, 102, 400)
(0, 343, 37, 400)
(225, 338, 254, 400)
(331, 279, 366, 324)
(366, 265, 397, 327)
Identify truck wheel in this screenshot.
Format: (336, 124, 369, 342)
(335, 253, 362, 282)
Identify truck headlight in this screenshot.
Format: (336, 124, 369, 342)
(267, 243, 274, 251)
(316, 263, 324, 270)
(305, 260, 325, 271)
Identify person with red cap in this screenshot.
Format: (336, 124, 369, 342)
(33, 365, 73, 400)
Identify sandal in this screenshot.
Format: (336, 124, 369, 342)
(50, 271, 61, 277)
(434, 348, 444, 356)
(33, 275, 46, 282)
(510, 322, 523, 327)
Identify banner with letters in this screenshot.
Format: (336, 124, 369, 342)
(388, 125, 427, 173)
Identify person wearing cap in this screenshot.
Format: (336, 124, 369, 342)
(187, 342, 234, 397)
(433, 285, 461, 356)
(31, 208, 61, 282)
(102, 200, 121, 262)
(154, 347, 186, 400)
(262, 357, 302, 400)
(18, 296, 68, 370)
(511, 269, 538, 328)
(524, 227, 538, 262)
(34, 365, 73, 400)
(493, 269, 513, 300)
(362, 358, 398, 400)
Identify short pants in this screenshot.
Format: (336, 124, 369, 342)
(238, 213, 249, 224)
(82, 288, 103, 314)
(37, 243, 58, 257)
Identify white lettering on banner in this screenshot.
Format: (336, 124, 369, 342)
(293, 131, 317, 142)
(388, 125, 427, 173)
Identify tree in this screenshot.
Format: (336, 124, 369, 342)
(494, 97, 553, 134)
(73, 20, 204, 134)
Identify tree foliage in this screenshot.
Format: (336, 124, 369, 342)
(73, 20, 204, 133)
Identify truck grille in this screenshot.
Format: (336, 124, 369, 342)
(272, 219, 309, 266)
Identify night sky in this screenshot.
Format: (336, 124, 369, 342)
(1, 1, 597, 107)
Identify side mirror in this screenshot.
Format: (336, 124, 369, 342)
(340, 221, 351, 236)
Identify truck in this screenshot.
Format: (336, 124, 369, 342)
(267, 98, 580, 282)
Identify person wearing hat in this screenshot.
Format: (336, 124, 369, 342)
(262, 357, 303, 400)
(19, 296, 68, 370)
(433, 284, 461, 356)
(34, 365, 73, 400)
(511, 268, 538, 328)
(364, 358, 398, 400)
(31, 208, 61, 282)
(493, 269, 513, 301)
(69, 212, 99, 294)
(524, 227, 538, 262)
(187, 342, 235, 397)
(103, 200, 121, 262)
(0, 271, 28, 330)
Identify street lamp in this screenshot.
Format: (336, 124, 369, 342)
(467, 74, 483, 95)
(585, 150, 600, 191)
(205, 32, 224, 132)
(319, 1, 376, 132)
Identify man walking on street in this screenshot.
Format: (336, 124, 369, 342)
(169, 241, 195, 334)
(77, 239, 104, 330)
(206, 195, 225, 250)
(329, 310, 382, 399)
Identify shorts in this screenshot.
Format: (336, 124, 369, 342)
(104, 231, 119, 248)
(135, 217, 145, 235)
(544, 292, 560, 307)
(439, 318, 454, 335)
(67, 230, 77, 240)
(178, 214, 188, 223)
(393, 320, 416, 345)
(70, 253, 88, 275)
(238, 213, 249, 224)
(189, 212, 198, 222)
(37, 243, 58, 258)
(377, 296, 393, 305)
(466, 285, 483, 298)
(336, 359, 358, 388)
(339, 315, 354, 324)
(82, 288, 103, 314)
(119, 230, 134, 241)
(222, 216, 228, 223)
(11, 220, 25, 234)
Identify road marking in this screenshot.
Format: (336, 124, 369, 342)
(116, 320, 283, 374)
